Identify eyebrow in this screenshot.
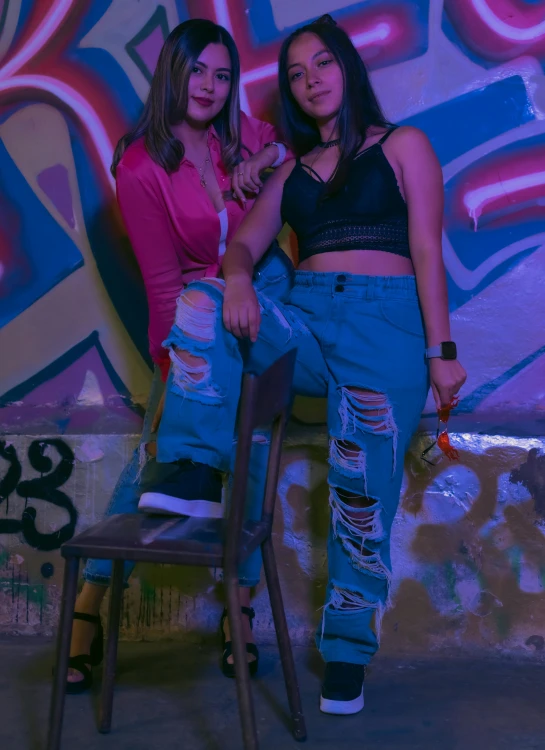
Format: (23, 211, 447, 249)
(287, 48, 329, 72)
(194, 60, 232, 73)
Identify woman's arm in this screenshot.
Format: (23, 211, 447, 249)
(395, 126, 467, 406)
(116, 164, 183, 381)
(232, 115, 293, 203)
(397, 127, 449, 345)
(222, 160, 293, 340)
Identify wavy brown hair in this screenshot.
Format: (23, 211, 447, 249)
(111, 19, 242, 177)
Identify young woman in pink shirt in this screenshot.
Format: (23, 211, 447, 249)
(65, 18, 292, 693)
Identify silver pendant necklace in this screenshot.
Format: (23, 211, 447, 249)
(198, 149, 211, 188)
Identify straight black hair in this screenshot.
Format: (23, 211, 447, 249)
(111, 19, 242, 177)
(278, 14, 392, 194)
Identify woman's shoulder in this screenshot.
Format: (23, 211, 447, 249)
(385, 125, 432, 150)
(384, 126, 437, 167)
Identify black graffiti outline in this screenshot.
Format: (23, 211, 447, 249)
(0, 439, 78, 550)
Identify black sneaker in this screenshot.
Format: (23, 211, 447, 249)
(138, 462, 223, 518)
(320, 662, 365, 715)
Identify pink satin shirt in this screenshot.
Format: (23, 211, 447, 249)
(116, 113, 285, 380)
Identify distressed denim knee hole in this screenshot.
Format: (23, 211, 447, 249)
(174, 288, 219, 343)
(166, 289, 226, 403)
(329, 438, 366, 473)
(330, 486, 384, 542)
(169, 348, 223, 401)
(338, 386, 398, 473)
(329, 486, 390, 583)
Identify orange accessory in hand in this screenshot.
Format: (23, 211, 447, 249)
(437, 396, 459, 461)
(421, 396, 460, 466)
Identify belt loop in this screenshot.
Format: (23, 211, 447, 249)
(366, 276, 376, 300)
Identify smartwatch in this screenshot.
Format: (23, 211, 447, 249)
(425, 342, 457, 360)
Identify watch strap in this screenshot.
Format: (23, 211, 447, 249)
(425, 345, 441, 359)
(425, 342, 457, 360)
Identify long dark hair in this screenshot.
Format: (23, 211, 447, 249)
(278, 14, 391, 194)
(111, 19, 242, 177)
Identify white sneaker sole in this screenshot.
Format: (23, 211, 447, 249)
(320, 688, 364, 715)
(138, 492, 224, 519)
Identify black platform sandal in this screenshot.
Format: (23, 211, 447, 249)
(220, 606, 259, 679)
(65, 612, 104, 695)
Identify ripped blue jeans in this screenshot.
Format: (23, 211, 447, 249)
(157, 270, 429, 665)
(82, 242, 293, 589)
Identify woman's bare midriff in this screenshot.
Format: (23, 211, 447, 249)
(297, 249, 414, 276)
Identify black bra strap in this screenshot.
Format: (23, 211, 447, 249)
(300, 161, 325, 183)
(378, 126, 398, 146)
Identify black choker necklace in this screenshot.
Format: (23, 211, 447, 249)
(319, 138, 340, 148)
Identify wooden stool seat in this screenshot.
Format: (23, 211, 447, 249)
(62, 513, 270, 567)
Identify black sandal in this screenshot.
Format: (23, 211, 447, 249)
(220, 606, 259, 679)
(65, 612, 104, 694)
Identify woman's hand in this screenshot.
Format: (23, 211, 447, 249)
(429, 358, 467, 408)
(231, 145, 279, 204)
(223, 276, 261, 342)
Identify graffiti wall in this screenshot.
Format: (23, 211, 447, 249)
(1, 1, 545, 652)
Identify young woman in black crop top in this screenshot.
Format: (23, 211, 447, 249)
(151, 15, 467, 716)
(223, 17, 465, 410)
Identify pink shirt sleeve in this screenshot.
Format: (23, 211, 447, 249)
(116, 163, 182, 381)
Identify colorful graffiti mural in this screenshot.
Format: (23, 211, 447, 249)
(1, 1, 545, 648)
(3, 430, 545, 655)
(0, 0, 544, 433)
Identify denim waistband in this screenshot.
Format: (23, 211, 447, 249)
(293, 270, 418, 300)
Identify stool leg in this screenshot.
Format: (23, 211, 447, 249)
(225, 573, 259, 750)
(47, 556, 80, 750)
(99, 559, 124, 734)
(262, 537, 307, 741)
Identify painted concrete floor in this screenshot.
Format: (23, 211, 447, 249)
(1, 638, 543, 750)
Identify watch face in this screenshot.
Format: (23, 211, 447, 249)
(442, 342, 457, 360)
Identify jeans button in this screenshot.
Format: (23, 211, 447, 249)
(335, 284, 344, 293)
(337, 274, 347, 283)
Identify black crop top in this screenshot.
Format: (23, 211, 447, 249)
(281, 128, 410, 262)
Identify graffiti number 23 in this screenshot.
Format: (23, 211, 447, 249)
(0, 439, 78, 551)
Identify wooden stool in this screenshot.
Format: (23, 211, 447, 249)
(47, 350, 306, 750)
